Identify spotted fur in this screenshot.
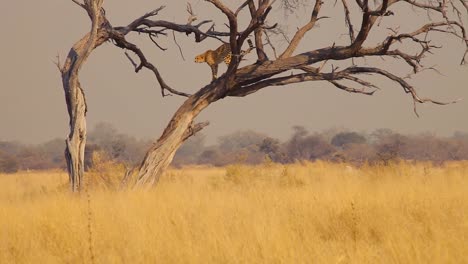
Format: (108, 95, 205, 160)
(195, 39, 254, 80)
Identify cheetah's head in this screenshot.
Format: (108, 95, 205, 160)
(194, 54, 205, 63)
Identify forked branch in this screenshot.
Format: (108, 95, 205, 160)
(109, 29, 190, 97)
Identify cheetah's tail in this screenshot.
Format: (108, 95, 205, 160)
(247, 39, 254, 50)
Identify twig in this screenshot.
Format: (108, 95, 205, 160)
(54, 53, 63, 72)
(172, 31, 186, 61)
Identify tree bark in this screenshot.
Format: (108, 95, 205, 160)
(60, 1, 108, 191)
(135, 80, 226, 187)
(63, 81, 87, 192)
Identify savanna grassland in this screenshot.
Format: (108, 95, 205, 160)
(1, 161, 467, 263)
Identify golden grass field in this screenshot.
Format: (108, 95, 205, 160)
(1, 161, 467, 263)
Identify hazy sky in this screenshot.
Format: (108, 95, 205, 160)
(1, 1, 467, 144)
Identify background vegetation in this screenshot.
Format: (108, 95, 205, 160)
(2, 122, 468, 173)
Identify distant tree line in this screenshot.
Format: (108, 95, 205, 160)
(0, 123, 151, 173)
(1, 123, 468, 173)
(173, 126, 468, 167)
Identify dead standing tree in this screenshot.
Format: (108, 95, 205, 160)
(60, 0, 467, 191)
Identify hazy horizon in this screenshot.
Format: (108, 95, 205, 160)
(1, 1, 467, 144)
(3, 120, 468, 146)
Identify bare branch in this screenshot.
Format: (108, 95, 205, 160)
(182, 121, 210, 141)
(235, 0, 251, 16)
(133, 27, 168, 37)
(123, 6, 166, 33)
(231, 62, 459, 117)
(329, 80, 376, 95)
(279, 0, 324, 58)
(109, 30, 190, 97)
(236, 14, 466, 85)
(230, 66, 380, 97)
(341, 0, 356, 43)
(205, 0, 238, 52)
(172, 31, 186, 61)
(351, 0, 398, 51)
(124, 51, 138, 68)
(54, 53, 63, 73)
(375, 20, 468, 67)
(267, 25, 291, 43)
(71, 0, 85, 9)
(187, 2, 197, 25)
(402, 0, 443, 12)
(115, 8, 227, 43)
(264, 30, 278, 59)
(237, 0, 274, 54)
(148, 34, 168, 51)
(248, 0, 268, 61)
(342, 66, 461, 116)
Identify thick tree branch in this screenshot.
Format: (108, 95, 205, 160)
(230, 64, 458, 117)
(237, 0, 273, 57)
(351, 0, 398, 51)
(248, 0, 268, 62)
(205, 0, 239, 53)
(230, 66, 378, 97)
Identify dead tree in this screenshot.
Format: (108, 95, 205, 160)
(60, 0, 467, 190)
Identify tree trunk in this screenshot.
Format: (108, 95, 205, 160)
(135, 80, 226, 187)
(61, 33, 95, 192)
(135, 112, 194, 187)
(63, 82, 88, 192)
(60, 2, 108, 191)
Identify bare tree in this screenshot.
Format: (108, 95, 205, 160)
(59, 0, 467, 190)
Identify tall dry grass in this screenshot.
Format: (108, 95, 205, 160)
(1, 161, 467, 263)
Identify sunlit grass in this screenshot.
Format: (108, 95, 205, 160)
(1, 161, 467, 263)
